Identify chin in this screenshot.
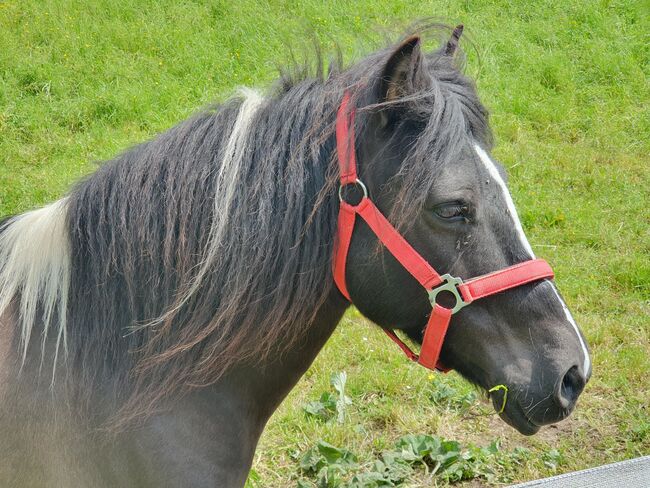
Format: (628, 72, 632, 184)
(494, 399, 542, 436)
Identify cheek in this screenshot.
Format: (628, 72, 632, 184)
(344, 221, 431, 330)
(343, 202, 480, 333)
(410, 213, 470, 274)
(344, 211, 472, 331)
(439, 305, 520, 380)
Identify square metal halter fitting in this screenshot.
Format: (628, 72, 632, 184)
(427, 274, 470, 314)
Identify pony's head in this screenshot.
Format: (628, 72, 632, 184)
(342, 30, 590, 435)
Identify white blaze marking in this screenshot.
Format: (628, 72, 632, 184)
(548, 283, 591, 374)
(474, 144, 535, 258)
(0, 198, 71, 374)
(474, 144, 590, 374)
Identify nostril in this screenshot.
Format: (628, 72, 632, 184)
(556, 365, 586, 409)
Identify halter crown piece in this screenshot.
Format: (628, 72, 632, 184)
(333, 92, 555, 371)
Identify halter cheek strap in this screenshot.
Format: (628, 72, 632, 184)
(333, 92, 554, 372)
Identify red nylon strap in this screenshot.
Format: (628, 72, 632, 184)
(354, 199, 443, 289)
(418, 304, 453, 370)
(380, 304, 452, 372)
(379, 260, 553, 372)
(336, 92, 358, 185)
(333, 94, 447, 370)
(382, 329, 419, 362)
(334, 93, 442, 294)
(333, 205, 356, 300)
(459, 258, 553, 302)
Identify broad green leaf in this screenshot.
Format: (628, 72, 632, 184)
(316, 440, 357, 465)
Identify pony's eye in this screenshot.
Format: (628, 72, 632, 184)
(433, 203, 470, 221)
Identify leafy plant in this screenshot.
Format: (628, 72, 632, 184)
(427, 375, 478, 412)
(331, 372, 353, 424)
(299, 440, 358, 487)
(296, 434, 533, 487)
(304, 372, 352, 424)
(304, 392, 338, 421)
(369, 456, 412, 485)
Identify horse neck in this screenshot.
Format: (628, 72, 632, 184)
(153, 290, 349, 485)
(223, 289, 349, 420)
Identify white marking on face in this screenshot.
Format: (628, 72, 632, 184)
(473, 144, 535, 258)
(547, 282, 591, 375)
(474, 144, 591, 375)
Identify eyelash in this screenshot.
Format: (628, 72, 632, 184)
(433, 202, 471, 222)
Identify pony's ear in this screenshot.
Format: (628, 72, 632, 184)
(443, 24, 464, 57)
(379, 36, 429, 104)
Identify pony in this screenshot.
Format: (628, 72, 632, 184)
(0, 25, 590, 487)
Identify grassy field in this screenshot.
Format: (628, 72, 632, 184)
(1, 0, 648, 486)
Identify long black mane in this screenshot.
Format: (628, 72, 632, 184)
(24, 25, 492, 425)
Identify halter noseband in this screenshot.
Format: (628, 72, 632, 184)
(333, 92, 554, 372)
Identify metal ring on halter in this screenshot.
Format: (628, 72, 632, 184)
(427, 274, 470, 314)
(338, 178, 368, 204)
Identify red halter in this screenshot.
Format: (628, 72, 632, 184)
(333, 92, 554, 371)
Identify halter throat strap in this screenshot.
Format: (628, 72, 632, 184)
(332, 92, 554, 371)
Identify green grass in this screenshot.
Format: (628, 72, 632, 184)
(1, 0, 648, 486)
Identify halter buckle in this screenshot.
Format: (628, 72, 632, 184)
(428, 274, 469, 314)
